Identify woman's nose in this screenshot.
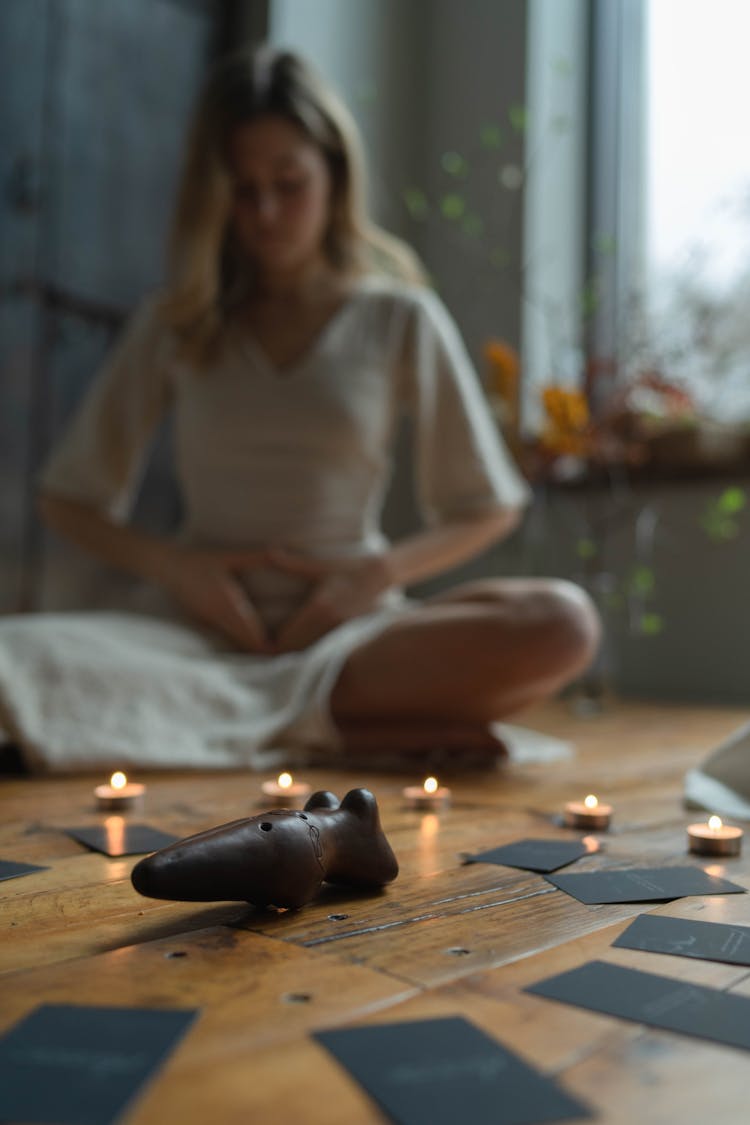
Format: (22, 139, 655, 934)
(255, 191, 280, 223)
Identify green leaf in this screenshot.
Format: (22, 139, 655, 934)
(700, 497, 742, 541)
(640, 613, 664, 636)
(440, 194, 466, 220)
(718, 487, 746, 514)
(579, 277, 600, 318)
(508, 104, 528, 132)
(441, 151, 469, 178)
(630, 565, 655, 596)
(604, 590, 625, 611)
(402, 187, 429, 221)
(480, 123, 503, 150)
(714, 518, 739, 541)
(461, 213, 484, 238)
(489, 247, 511, 269)
(576, 538, 598, 560)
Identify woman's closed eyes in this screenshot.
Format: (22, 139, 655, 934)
(235, 177, 309, 203)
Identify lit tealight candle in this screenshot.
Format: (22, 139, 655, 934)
(94, 771, 145, 812)
(563, 793, 612, 831)
(260, 771, 311, 808)
(403, 776, 452, 812)
(688, 814, 743, 857)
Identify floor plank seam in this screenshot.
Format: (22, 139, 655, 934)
(298, 887, 558, 948)
(429, 882, 557, 908)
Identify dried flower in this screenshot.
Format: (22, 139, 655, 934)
(484, 339, 519, 402)
(540, 386, 592, 456)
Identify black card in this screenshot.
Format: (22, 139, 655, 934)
(66, 824, 177, 857)
(526, 959, 750, 1052)
(613, 912, 750, 966)
(314, 1017, 591, 1125)
(0, 1003, 199, 1125)
(466, 837, 599, 873)
(545, 865, 745, 904)
(0, 859, 48, 883)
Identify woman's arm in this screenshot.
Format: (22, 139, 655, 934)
(38, 493, 177, 585)
(268, 507, 522, 652)
(383, 507, 521, 588)
(38, 493, 271, 652)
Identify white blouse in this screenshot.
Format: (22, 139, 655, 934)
(40, 274, 530, 629)
(0, 275, 533, 771)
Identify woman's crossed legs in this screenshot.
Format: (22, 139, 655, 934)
(330, 577, 601, 764)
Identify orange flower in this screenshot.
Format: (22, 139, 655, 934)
(542, 386, 589, 429)
(540, 385, 592, 456)
(484, 339, 519, 402)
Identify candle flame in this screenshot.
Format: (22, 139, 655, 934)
(110, 772, 127, 790)
(584, 794, 598, 809)
(708, 815, 723, 831)
(277, 772, 293, 790)
(423, 777, 439, 795)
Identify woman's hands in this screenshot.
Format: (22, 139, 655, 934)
(268, 548, 395, 653)
(160, 546, 273, 653)
(39, 494, 516, 655)
(156, 545, 394, 654)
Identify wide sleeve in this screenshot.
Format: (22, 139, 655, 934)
(37, 296, 175, 522)
(399, 287, 531, 526)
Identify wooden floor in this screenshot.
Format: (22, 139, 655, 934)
(3, 698, 750, 1124)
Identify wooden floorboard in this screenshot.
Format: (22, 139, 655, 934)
(2, 698, 749, 1123)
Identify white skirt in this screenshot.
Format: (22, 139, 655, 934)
(0, 600, 414, 773)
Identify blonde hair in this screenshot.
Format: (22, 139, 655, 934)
(158, 46, 426, 364)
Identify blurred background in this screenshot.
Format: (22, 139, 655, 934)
(1, 0, 748, 704)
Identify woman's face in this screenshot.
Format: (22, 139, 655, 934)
(227, 115, 333, 277)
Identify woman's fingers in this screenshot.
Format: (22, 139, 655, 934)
(221, 548, 273, 572)
(273, 591, 337, 652)
(220, 582, 272, 652)
(266, 548, 329, 577)
(272, 557, 390, 653)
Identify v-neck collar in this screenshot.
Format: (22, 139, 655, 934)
(235, 275, 374, 378)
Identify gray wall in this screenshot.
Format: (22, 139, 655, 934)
(478, 476, 750, 706)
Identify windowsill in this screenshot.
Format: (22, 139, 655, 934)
(521, 450, 750, 490)
(515, 419, 750, 489)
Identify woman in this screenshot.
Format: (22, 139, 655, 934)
(1, 47, 599, 771)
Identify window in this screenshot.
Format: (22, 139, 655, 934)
(645, 0, 750, 424)
(525, 0, 750, 475)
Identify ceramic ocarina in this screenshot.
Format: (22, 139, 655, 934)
(131, 787, 398, 908)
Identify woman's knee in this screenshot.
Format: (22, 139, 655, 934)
(519, 578, 601, 680)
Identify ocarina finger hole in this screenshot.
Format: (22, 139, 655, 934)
(260, 822, 273, 831)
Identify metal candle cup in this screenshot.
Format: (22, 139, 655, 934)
(563, 794, 612, 830)
(94, 772, 145, 812)
(260, 772, 311, 808)
(688, 815, 743, 857)
(403, 777, 451, 811)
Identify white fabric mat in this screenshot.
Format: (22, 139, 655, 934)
(684, 719, 750, 820)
